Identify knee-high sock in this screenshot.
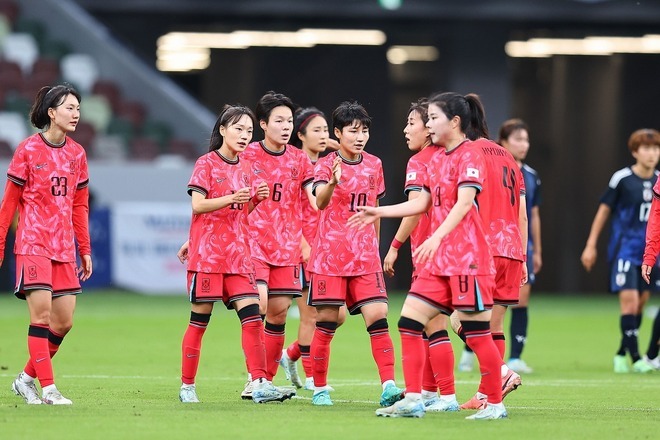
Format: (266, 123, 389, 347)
(264, 321, 285, 381)
(367, 318, 395, 384)
(181, 312, 210, 385)
(299, 344, 312, 378)
(28, 324, 54, 388)
(647, 310, 660, 359)
(492, 332, 506, 360)
(620, 314, 640, 362)
(421, 333, 437, 392)
(286, 339, 302, 362)
(509, 307, 528, 359)
(399, 317, 425, 394)
(237, 304, 266, 381)
(463, 320, 502, 404)
(428, 330, 455, 396)
(25, 329, 64, 379)
(311, 321, 337, 388)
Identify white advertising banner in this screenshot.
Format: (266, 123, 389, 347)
(111, 202, 191, 294)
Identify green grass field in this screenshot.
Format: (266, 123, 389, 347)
(0, 290, 658, 439)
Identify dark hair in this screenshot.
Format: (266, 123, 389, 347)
(427, 92, 488, 140)
(332, 101, 371, 132)
(29, 84, 82, 129)
(208, 104, 256, 152)
(291, 107, 326, 148)
(628, 128, 660, 153)
(408, 97, 429, 125)
(255, 91, 296, 123)
(498, 118, 529, 144)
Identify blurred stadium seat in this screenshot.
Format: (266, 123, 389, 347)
(2, 32, 39, 74)
(0, 110, 28, 148)
(69, 120, 96, 152)
(130, 137, 161, 161)
(92, 80, 122, 112)
(92, 134, 127, 161)
(60, 53, 99, 94)
(80, 94, 113, 132)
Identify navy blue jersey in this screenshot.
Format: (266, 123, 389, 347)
(600, 167, 659, 265)
(522, 163, 541, 251)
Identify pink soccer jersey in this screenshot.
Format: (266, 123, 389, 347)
(7, 133, 89, 262)
(473, 138, 526, 261)
(301, 159, 320, 246)
(422, 140, 495, 276)
(404, 145, 441, 255)
(242, 141, 314, 266)
(308, 151, 386, 276)
(186, 151, 254, 274)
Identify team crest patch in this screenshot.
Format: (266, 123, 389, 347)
(201, 277, 211, 292)
(643, 188, 653, 202)
(291, 166, 299, 179)
(368, 175, 375, 189)
(28, 265, 37, 280)
(69, 160, 77, 174)
(318, 280, 326, 294)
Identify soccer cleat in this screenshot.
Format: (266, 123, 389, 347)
(644, 355, 660, 370)
(375, 396, 425, 418)
(502, 369, 522, 398)
(279, 349, 303, 388)
(311, 389, 333, 406)
(424, 396, 460, 412)
(465, 403, 508, 420)
(11, 374, 42, 405)
(251, 379, 294, 403)
(42, 388, 72, 405)
(613, 355, 631, 373)
(458, 349, 475, 372)
(379, 383, 405, 407)
(304, 377, 315, 391)
(632, 358, 655, 373)
(507, 358, 533, 374)
(460, 394, 487, 410)
(241, 380, 253, 400)
(179, 384, 199, 403)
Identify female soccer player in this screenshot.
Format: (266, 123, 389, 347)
(1, 84, 92, 405)
(350, 92, 507, 420)
(177, 104, 292, 404)
(582, 128, 660, 374)
(240, 92, 315, 398)
(279, 107, 346, 390)
(306, 101, 404, 407)
(382, 98, 458, 412)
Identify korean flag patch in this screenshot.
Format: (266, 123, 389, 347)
(466, 168, 479, 178)
(406, 171, 417, 181)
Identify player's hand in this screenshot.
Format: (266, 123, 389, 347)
(533, 252, 542, 274)
(521, 263, 528, 286)
(383, 248, 398, 277)
(413, 233, 442, 265)
(329, 156, 342, 184)
(78, 254, 93, 281)
(177, 240, 189, 264)
(580, 246, 596, 272)
(642, 264, 652, 284)
(326, 138, 340, 151)
(347, 205, 380, 228)
(255, 181, 269, 202)
(233, 187, 251, 205)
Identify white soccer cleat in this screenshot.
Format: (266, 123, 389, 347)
(507, 358, 533, 374)
(304, 377, 315, 391)
(465, 403, 508, 420)
(458, 349, 475, 372)
(375, 396, 425, 418)
(279, 349, 303, 388)
(424, 396, 460, 412)
(42, 388, 72, 405)
(241, 380, 253, 400)
(179, 384, 200, 403)
(11, 374, 42, 405)
(644, 355, 660, 370)
(251, 379, 294, 403)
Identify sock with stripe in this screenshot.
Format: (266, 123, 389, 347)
(421, 333, 437, 393)
(24, 328, 65, 379)
(264, 321, 285, 380)
(299, 344, 312, 378)
(286, 340, 302, 362)
(428, 330, 455, 396)
(238, 304, 267, 381)
(181, 311, 210, 385)
(398, 316, 425, 394)
(621, 314, 640, 362)
(492, 331, 506, 360)
(311, 321, 337, 388)
(509, 307, 528, 359)
(463, 320, 502, 404)
(367, 318, 396, 384)
(28, 324, 54, 388)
